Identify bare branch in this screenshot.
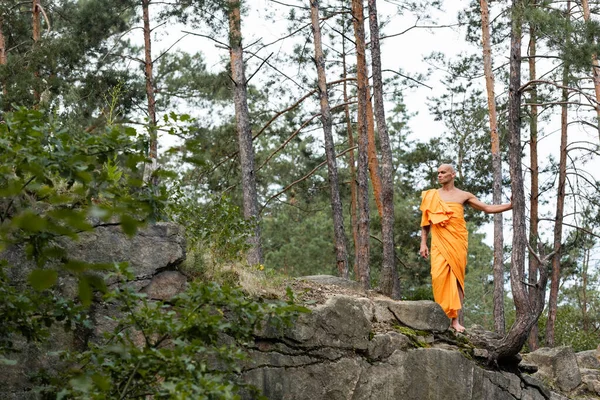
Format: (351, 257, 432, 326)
(382, 69, 432, 89)
(181, 30, 230, 49)
(37, 4, 50, 34)
(247, 52, 273, 84)
(153, 33, 190, 64)
(260, 146, 357, 213)
(381, 21, 460, 40)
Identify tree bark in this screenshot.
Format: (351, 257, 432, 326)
(493, 0, 547, 362)
(142, 0, 158, 183)
(527, 13, 540, 352)
(580, 0, 600, 143)
(368, 0, 400, 299)
(582, 246, 589, 331)
(546, 11, 570, 345)
(352, 0, 371, 290)
(228, 0, 263, 266)
(32, 0, 41, 104)
(310, 0, 350, 279)
(366, 85, 383, 218)
(341, 21, 358, 278)
(0, 15, 7, 108)
(479, 0, 505, 334)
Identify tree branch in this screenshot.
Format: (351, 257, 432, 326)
(260, 146, 357, 213)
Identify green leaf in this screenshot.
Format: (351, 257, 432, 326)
(28, 269, 58, 291)
(14, 211, 47, 232)
(78, 277, 93, 306)
(120, 214, 139, 237)
(0, 357, 18, 366)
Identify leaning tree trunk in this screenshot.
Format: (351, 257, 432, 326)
(546, 28, 570, 346)
(310, 0, 350, 278)
(228, 0, 263, 266)
(368, 0, 400, 299)
(527, 12, 540, 351)
(352, 0, 371, 290)
(479, 0, 505, 334)
(142, 0, 158, 184)
(492, 0, 546, 362)
(580, 0, 600, 142)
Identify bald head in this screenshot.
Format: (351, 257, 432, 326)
(437, 164, 456, 187)
(438, 164, 455, 173)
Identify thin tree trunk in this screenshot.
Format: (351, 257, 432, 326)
(228, 0, 263, 266)
(0, 15, 7, 109)
(480, 0, 505, 334)
(527, 13, 540, 351)
(341, 21, 358, 278)
(310, 0, 350, 279)
(368, 0, 399, 299)
(582, 246, 589, 331)
(546, 11, 570, 345)
(493, 0, 546, 362)
(366, 85, 383, 218)
(32, 0, 40, 104)
(142, 0, 158, 183)
(580, 0, 600, 142)
(352, 0, 371, 290)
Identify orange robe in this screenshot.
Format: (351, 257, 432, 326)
(420, 189, 468, 319)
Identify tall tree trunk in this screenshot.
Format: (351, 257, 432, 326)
(352, 0, 371, 289)
(580, 0, 600, 142)
(527, 14, 540, 352)
(546, 10, 570, 345)
(228, 0, 263, 266)
(366, 85, 383, 218)
(310, 0, 350, 279)
(32, 0, 41, 104)
(493, 0, 548, 362)
(0, 15, 7, 109)
(582, 246, 589, 331)
(480, 0, 505, 334)
(368, 0, 399, 299)
(341, 20, 358, 278)
(142, 0, 158, 184)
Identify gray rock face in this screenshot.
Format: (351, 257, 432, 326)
(65, 222, 186, 279)
(285, 295, 372, 350)
(373, 299, 450, 332)
(525, 346, 582, 392)
(1, 222, 187, 400)
(577, 350, 600, 370)
(243, 292, 561, 400)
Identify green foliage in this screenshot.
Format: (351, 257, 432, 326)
(47, 264, 308, 399)
(168, 190, 254, 268)
(0, 262, 88, 364)
(263, 203, 337, 277)
(0, 107, 167, 316)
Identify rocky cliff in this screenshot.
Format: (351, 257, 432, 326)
(2, 226, 599, 400)
(242, 275, 600, 400)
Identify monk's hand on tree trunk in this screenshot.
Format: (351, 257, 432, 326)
(419, 244, 429, 259)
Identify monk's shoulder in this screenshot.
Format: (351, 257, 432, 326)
(458, 189, 476, 204)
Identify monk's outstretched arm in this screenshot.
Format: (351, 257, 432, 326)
(420, 225, 430, 259)
(466, 194, 512, 214)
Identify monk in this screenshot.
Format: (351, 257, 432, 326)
(419, 164, 512, 333)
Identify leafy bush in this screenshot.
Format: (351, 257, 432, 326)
(0, 108, 167, 301)
(48, 264, 307, 399)
(0, 108, 165, 362)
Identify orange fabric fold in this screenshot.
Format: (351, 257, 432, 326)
(420, 189, 468, 319)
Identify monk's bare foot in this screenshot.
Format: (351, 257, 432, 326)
(450, 319, 465, 333)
